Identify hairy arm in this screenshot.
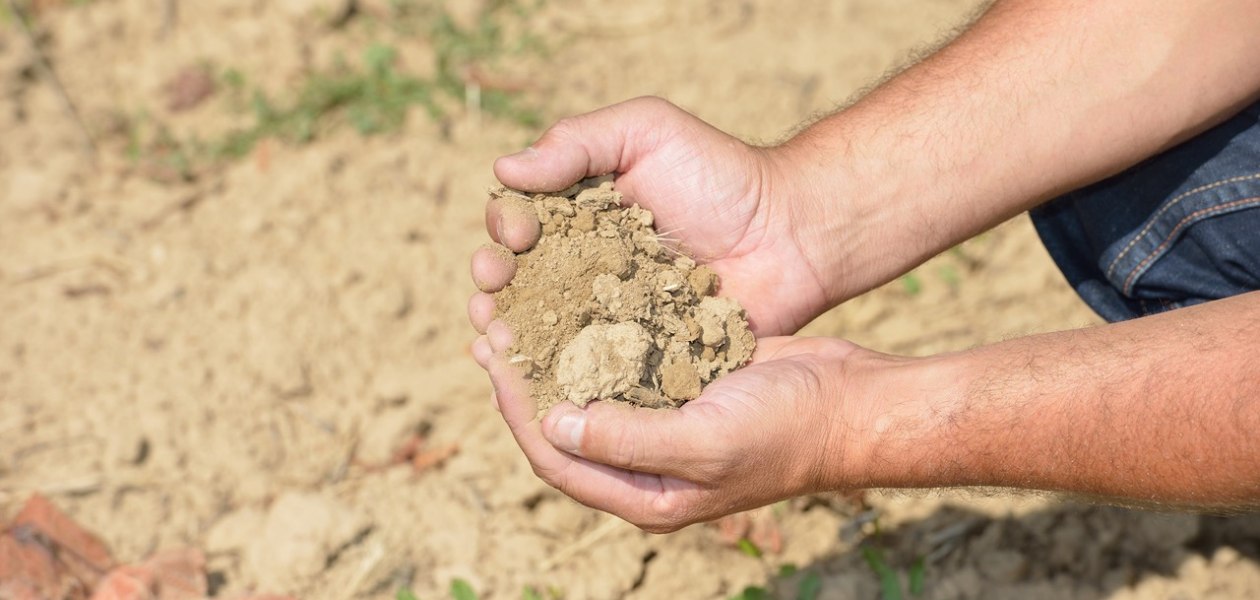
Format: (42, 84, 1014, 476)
(474, 0, 1260, 528)
(839, 291, 1260, 508)
(778, 0, 1260, 303)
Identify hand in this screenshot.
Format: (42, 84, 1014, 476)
(471, 332, 873, 532)
(471, 96, 835, 337)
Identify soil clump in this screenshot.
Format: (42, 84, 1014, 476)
(492, 180, 755, 410)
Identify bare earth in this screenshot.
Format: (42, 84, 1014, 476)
(493, 182, 754, 410)
(2, 0, 1259, 598)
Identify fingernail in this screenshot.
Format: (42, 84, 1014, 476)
(502, 146, 539, 163)
(552, 411, 585, 454)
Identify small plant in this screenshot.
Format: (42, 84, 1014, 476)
(861, 546, 926, 600)
(521, 586, 564, 600)
(730, 585, 770, 600)
(900, 273, 923, 296)
(796, 572, 823, 600)
(427, 3, 542, 128)
(450, 578, 479, 600)
(937, 265, 961, 290)
(123, 1, 544, 178)
(213, 43, 440, 159)
(396, 587, 419, 600)
(737, 538, 763, 558)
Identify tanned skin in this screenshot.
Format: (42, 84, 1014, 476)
(467, 0, 1260, 532)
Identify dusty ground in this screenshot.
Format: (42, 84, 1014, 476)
(2, 0, 1259, 598)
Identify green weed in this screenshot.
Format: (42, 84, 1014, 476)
(861, 546, 926, 600)
(796, 572, 823, 600)
(900, 273, 923, 296)
(213, 43, 440, 158)
(123, 0, 544, 177)
(427, 3, 542, 127)
(396, 587, 420, 600)
(729, 586, 770, 600)
(737, 538, 763, 558)
(450, 578, 479, 600)
(937, 265, 961, 290)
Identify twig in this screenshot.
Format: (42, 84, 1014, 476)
(160, 0, 178, 38)
(538, 516, 625, 571)
(0, 475, 104, 497)
(339, 539, 384, 598)
(7, 0, 98, 158)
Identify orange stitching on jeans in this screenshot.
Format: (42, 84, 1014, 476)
(1121, 196, 1260, 294)
(1105, 173, 1260, 280)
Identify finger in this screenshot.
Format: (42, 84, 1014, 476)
(468, 292, 497, 334)
(490, 389, 500, 412)
(485, 196, 503, 244)
(471, 335, 492, 369)
(489, 359, 701, 528)
(486, 194, 541, 253)
(487, 320, 514, 354)
(471, 244, 517, 293)
(493, 96, 682, 193)
(541, 400, 725, 481)
(488, 353, 715, 530)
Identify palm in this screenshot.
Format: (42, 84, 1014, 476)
(613, 133, 828, 335)
(489, 336, 856, 529)
(494, 98, 832, 336)
(613, 337, 854, 512)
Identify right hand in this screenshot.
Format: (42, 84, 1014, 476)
(470, 96, 837, 337)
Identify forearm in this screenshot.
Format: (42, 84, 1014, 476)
(846, 292, 1260, 508)
(775, 0, 1260, 303)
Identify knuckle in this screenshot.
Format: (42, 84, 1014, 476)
(629, 95, 675, 114)
(637, 494, 696, 534)
(637, 521, 679, 535)
(530, 460, 565, 490)
(607, 423, 642, 468)
(546, 116, 582, 141)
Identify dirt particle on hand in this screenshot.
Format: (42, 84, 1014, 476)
(492, 181, 755, 410)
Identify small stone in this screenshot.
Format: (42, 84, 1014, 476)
(542, 311, 559, 326)
(572, 209, 596, 232)
(658, 269, 685, 293)
(555, 323, 653, 406)
(660, 356, 701, 400)
(244, 493, 368, 593)
(688, 266, 718, 296)
(696, 297, 737, 347)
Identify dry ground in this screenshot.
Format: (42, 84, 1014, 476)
(3, 0, 1259, 598)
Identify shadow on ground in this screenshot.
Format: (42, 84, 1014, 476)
(766, 501, 1260, 599)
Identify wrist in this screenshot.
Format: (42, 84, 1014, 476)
(759, 142, 860, 307)
(765, 124, 930, 306)
(821, 347, 981, 491)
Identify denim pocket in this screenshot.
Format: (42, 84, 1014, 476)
(1032, 100, 1260, 322)
(1101, 173, 1260, 302)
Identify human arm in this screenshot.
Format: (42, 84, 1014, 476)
(471, 0, 1260, 529)
(482, 1, 1260, 333)
(846, 291, 1260, 510)
(492, 291, 1260, 532)
(780, 0, 1260, 303)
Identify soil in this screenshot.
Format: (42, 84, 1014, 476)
(492, 182, 754, 410)
(3, 1, 1259, 599)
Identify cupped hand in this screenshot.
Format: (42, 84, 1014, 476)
(470, 332, 872, 532)
(474, 95, 834, 337)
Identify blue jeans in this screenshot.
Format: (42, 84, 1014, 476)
(1032, 100, 1260, 322)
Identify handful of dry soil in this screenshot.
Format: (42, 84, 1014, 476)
(492, 180, 755, 410)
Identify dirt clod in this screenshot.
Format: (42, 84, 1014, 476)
(493, 181, 755, 409)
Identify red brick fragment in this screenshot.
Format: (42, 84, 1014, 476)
(13, 494, 115, 575)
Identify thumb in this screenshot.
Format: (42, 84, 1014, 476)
(493, 96, 682, 193)
(541, 400, 725, 482)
